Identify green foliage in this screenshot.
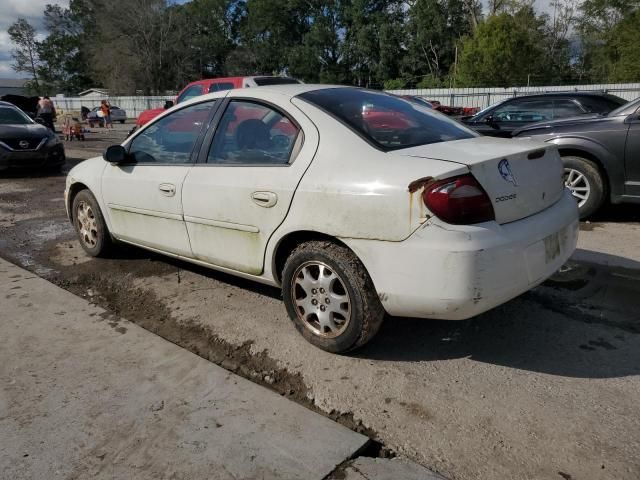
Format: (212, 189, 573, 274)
(455, 8, 548, 87)
(6, 0, 640, 95)
(577, 0, 640, 82)
(384, 78, 406, 90)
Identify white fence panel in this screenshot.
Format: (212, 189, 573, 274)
(53, 95, 174, 118)
(52, 83, 640, 118)
(387, 83, 640, 109)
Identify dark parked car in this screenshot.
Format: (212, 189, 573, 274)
(462, 92, 627, 138)
(0, 101, 65, 172)
(513, 97, 640, 218)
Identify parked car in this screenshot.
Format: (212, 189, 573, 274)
(513, 97, 640, 218)
(135, 76, 302, 127)
(64, 85, 578, 353)
(399, 95, 433, 109)
(0, 101, 65, 171)
(462, 92, 627, 138)
(0, 94, 40, 118)
(87, 106, 127, 126)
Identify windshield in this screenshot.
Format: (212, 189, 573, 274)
(0, 106, 33, 125)
(607, 97, 640, 117)
(299, 88, 476, 151)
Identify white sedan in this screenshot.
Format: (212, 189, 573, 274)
(64, 85, 578, 353)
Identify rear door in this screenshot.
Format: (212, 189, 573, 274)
(102, 100, 217, 256)
(624, 108, 640, 196)
(181, 93, 319, 274)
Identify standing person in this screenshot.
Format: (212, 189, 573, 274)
(37, 96, 55, 131)
(100, 99, 112, 129)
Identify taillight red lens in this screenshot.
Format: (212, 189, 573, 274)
(422, 174, 495, 225)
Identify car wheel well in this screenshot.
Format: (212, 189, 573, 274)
(558, 148, 609, 196)
(273, 231, 353, 284)
(67, 183, 89, 219)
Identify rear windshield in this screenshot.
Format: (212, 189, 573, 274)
(299, 88, 476, 151)
(0, 106, 32, 125)
(208, 82, 235, 93)
(253, 77, 301, 86)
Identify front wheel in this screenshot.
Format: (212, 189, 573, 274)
(72, 189, 113, 257)
(282, 241, 385, 353)
(562, 156, 605, 219)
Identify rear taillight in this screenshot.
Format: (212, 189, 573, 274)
(422, 174, 495, 225)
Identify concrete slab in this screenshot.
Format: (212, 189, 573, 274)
(340, 457, 446, 480)
(0, 258, 369, 480)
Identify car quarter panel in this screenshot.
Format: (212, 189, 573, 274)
(340, 189, 579, 319)
(285, 96, 468, 242)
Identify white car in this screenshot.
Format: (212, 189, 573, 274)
(87, 106, 127, 126)
(64, 85, 579, 353)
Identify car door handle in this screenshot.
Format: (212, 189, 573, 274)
(158, 183, 176, 197)
(251, 191, 277, 208)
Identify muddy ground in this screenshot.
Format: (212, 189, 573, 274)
(1, 135, 640, 480)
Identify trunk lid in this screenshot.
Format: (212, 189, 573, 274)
(398, 136, 565, 224)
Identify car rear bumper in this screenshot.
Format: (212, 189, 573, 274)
(0, 144, 65, 170)
(342, 189, 579, 320)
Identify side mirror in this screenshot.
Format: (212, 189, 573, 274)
(164, 100, 174, 109)
(484, 114, 495, 124)
(104, 145, 127, 164)
(34, 117, 45, 125)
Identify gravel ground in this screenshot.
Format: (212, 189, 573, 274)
(1, 133, 639, 480)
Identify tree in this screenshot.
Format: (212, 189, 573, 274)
(7, 18, 40, 92)
(455, 8, 549, 87)
(576, 0, 640, 81)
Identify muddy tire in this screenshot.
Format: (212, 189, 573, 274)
(72, 189, 112, 257)
(282, 241, 385, 354)
(562, 156, 605, 219)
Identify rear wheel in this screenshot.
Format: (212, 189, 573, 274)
(72, 189, 113, 257)
(562, 156, 605, 219)
(282, 241, 384, 354)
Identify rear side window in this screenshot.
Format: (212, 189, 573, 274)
(299, 88, 475, 151)
(492, 99, 554, 122)
(253, 77, 301, 86)
(577, 96, 626, 114)
(208, 82, 235, 93)
(552, 99, 584, 118)
(207, 100, 300, 165)
(176, 85, 203, 104)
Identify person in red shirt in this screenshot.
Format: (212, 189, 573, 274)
(100, 99, 112, 129)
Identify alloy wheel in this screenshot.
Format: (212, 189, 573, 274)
(290, 261, 352, 338)
(564, 168, 591, 208)
(76, 200, 99, 248)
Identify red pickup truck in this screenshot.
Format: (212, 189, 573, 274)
(136, 75, 301, 127)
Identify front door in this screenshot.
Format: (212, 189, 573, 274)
(182, 96, 318, 274)
(102, 100, 217, 256)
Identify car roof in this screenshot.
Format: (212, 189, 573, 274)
(504, 91, 619, 100)
(0, 101, 17, 107)
(179, 84, 351, 107)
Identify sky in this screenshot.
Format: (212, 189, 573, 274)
(0, 0, 560, 81)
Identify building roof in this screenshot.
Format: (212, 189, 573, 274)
(77, 88, 109, 96)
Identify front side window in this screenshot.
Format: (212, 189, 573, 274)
(299, 88, 475, 151)
(492, 99, 554, 122)
(176, 85, 203, 104)
(128, 101, 214, 164)
(207, 100, 300, 165)
(208, 82, 235, 93)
